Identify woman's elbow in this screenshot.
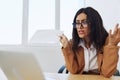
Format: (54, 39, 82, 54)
(101, 69, 116, 78)
(68, 67, 79, 74)
(102, 73, 112, 78)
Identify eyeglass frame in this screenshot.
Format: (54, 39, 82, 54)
(72, 20, 90, 28)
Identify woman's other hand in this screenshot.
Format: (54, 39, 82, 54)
(59, 34, 69, 48)
(108, 24, 120, 46)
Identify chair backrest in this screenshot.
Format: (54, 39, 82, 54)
(114, 70, 120, 76)
(58, 65, 68, 74)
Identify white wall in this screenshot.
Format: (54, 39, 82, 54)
(85, 0, 120, 32)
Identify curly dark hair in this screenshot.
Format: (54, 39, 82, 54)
(72, 7, 108, 51)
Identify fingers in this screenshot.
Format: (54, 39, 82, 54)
(108, 29, 112, 45)
(113, 23, 119, 35)
(118, 25, 120, 35)
(59, 35, 62, 40)
(118, 28, 120, 43)
(109, 29, 112, 40)
(59, 34, 64, 40)
(59, 34, 68, 48)
(59, 34, 65, 43)
(108, 24, 120, 45)
(109, 29, 112, 38)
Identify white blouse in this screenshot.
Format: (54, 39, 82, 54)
(79, 41, 98, 72)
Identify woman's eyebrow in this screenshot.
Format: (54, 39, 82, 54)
(76, 20, 80, 22)
(81, 19, 87, 22)
(76, 19, 87, 22)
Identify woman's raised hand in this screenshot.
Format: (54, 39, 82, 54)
(59, 34, 69, 48)
(108, 24, 120, 46)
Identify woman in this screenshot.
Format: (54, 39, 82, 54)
(59, 7, 120, 78)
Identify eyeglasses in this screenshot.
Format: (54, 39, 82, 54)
(72, 20, 89, 28)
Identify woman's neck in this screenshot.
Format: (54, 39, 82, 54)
(84, 38, 91, 49)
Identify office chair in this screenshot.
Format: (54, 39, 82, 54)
(114, 70, 120, 76)
(58, 65, 120, 76)
(58, 65, 68, 73)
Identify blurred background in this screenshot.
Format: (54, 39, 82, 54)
(0, 0, 119, 73)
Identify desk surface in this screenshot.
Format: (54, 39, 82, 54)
(45, 73, 120, 80)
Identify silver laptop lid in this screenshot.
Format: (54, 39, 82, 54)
(0, 51, 45, 80)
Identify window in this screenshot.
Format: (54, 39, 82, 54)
(28, 0, 55, 41)
(0, 0, 84, 45)
(0, 0, 22, 44)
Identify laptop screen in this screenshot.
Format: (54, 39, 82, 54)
(0, 51, 45, 80)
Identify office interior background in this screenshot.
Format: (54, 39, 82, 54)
(0, 0, 120, 73)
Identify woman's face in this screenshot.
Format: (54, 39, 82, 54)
(76, 13, 90, 39)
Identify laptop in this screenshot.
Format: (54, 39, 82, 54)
(0, 50, 45, 80)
